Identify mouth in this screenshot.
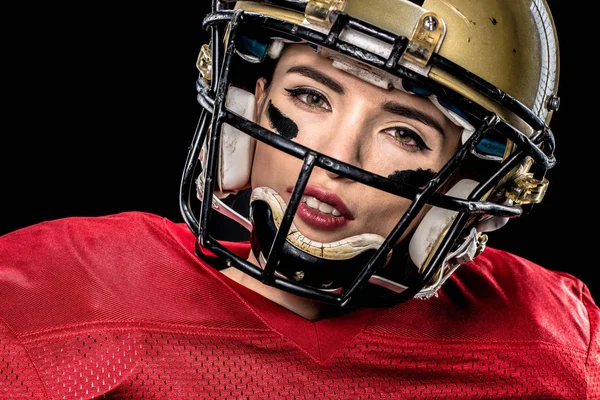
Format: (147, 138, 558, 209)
(286, 185, 354, 230)
(250, 187, 384, 261)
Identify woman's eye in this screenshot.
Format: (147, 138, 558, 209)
(285, 88, 331, 111)
(385, 127, 431, 152)
(305, 93, 325, 107)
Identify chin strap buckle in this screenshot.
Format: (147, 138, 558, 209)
(415, 228, 486, 300)
(452, 229, 488, 266)
(504, 174, 549, 205)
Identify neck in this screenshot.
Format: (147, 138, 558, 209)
(220, 251, 336, 321)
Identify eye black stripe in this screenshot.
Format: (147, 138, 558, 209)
(267, 100, 299, 140)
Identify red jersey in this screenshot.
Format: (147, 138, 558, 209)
(1, 211, 598, 398)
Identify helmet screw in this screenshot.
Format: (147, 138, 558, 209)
(546, 94, 560, 111)
(423, 15, 438, 31)
(294, 271, 305, 281)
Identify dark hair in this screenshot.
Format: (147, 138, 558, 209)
(229, 48, 279, 95)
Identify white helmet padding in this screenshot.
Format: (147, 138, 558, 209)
(408, 179, 479, 269)
(198, 85, 257, 197)
(195, 85, 257, 232)
(219, 86, 257, 193)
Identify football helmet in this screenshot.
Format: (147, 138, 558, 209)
(180, 0, 560, 307)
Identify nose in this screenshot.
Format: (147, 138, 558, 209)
(313, 104, 370, 180)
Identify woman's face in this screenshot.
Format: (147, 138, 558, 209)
(251, 44, 462, 244)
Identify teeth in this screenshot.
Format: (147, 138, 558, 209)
(301, 195, 343, 217)
(306, 196, 319, 209)
(318, 202, 333, 214)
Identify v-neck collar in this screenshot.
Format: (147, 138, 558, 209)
(167, 222, 376, 362)
(226, 276, 376, 362)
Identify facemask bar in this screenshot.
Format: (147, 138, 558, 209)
(180, 111, 209, 236)
(261, 152, 316, 276)
(180, 3, 227, 236)
(219, 0, 308, 13)
(180, 4, 556, 307)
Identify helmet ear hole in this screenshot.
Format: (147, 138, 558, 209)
(408, 179, 479, 269)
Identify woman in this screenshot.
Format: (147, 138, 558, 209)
(2, 1, 597, 398)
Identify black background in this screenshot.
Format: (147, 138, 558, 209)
(3, 3, 590, 300)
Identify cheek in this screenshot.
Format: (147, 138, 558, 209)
(440, 127, 463, 162)
(360, 190, 427, 240)
(250, 142, 278, 189)
(262, 98, 326, 146)
(359, 190, 407, 229)
(251, 103, 320, 188)
(250, 141, 303, 191)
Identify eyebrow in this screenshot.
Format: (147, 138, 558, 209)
(382, 101, 445, 136)
(286, 65, 345, 94)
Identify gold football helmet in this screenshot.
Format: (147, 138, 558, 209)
(181, 0, 560, 307)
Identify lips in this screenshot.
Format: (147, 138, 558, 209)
(286, 185, 354, 230)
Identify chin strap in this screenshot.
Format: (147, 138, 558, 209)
(368, 227, 487, 299)
(413, 227, 487, 299)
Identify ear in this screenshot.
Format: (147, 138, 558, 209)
(254, 77, 268, 121)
